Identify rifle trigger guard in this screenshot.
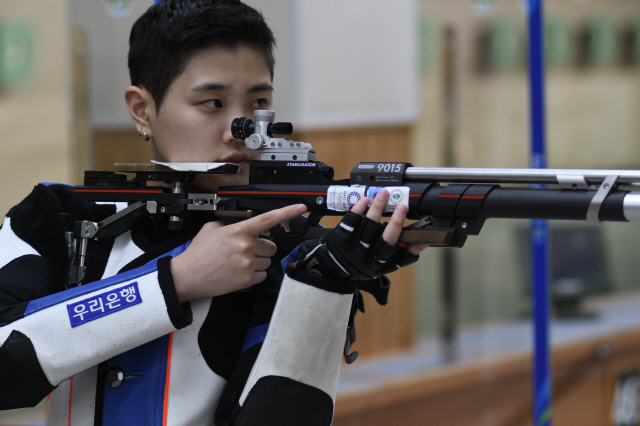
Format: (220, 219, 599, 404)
(405, 216, 433, 229)
(586, 174, 618, 225)
(187, 193, 219, 211)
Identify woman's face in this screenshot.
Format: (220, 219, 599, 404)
(148, 45, 273, 191)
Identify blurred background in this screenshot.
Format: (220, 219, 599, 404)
(3, 0, 640, 425)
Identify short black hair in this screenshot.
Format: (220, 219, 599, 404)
(128, 0, 275, 111)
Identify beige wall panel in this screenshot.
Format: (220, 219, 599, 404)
(94, 129, 151, 169)
(414, 0, 640, 333)
(0, 0, 71, 217)
(295, 126, 416, 356)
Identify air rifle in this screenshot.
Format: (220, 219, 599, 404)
(67, 110, 640, 287)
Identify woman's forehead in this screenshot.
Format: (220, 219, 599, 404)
(179, 45, 272, 86)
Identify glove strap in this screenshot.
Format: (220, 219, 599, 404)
(343, 294, 359, 364)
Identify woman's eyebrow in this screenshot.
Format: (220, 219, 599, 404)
(247, 83, 273, 94)
(192, 82, 229, 92)
(191, 82, 273, 94)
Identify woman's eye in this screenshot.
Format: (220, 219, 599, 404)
(251, 98, 269, 108)
(203, 99, 223, 109)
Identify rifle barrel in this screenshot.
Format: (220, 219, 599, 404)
(405, 167, 640, 186)
(414, 186, 640, 222)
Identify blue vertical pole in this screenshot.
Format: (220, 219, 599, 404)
(527, 1, 551, 426)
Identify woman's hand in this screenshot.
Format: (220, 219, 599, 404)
(171, 204, 307, 302)
(350, 189, 429, 256)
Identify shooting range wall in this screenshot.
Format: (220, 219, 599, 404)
(51, 0, 640, 349)
(413, 0, 640, 336)
(5, 1, 640, 424)
(0, 0, 72, 217)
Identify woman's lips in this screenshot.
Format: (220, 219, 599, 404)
(221, 153, 250, 163)
(221, 153, 250, 170)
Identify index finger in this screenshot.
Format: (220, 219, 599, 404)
(238, 204, 307, 235)
(366, 189, 389, 222)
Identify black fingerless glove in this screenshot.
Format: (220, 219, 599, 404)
(291, 211, 419, 281)
(287, 212, 420, 364)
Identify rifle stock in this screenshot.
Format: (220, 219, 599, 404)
(72, 161, 640, 249)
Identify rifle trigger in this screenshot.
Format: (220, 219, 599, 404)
(406, 216, 433, 229)
(258, 230, 272, 239)
(280, 220, 291, 233)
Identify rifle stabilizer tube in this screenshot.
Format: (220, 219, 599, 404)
(415, 186, 629, 222)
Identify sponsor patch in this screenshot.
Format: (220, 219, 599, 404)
(327, 186, 366, 211)
(327, 185, 410, 213)
(367, 186, 410, 212)
(67, 282, 141, 328)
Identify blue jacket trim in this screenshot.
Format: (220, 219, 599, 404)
(102, 334, 170, 426)
(281, 244, 300, 274)
(241, 322, 270, 355)
(149, 240, 191, 262)
(238, 245, 301, 354)
(24, 262, 159, 317)
(24, 240, 192, 318)
(41, 182, 73, 187)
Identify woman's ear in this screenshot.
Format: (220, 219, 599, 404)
(124, 86, 155, 140)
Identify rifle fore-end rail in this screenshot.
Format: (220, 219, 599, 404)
(404, 166, 640, 186)
(213, 211, 458, 246)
